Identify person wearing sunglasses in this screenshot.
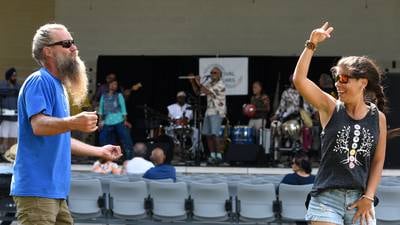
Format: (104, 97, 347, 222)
(11, 23, 122, 225)
(292, 22, 394, 225)
(189, 67, 226, 164)
(293, 22, 387, 225)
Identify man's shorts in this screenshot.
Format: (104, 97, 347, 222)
(13, 196, 73, 225)
(202, 114, 223, 136)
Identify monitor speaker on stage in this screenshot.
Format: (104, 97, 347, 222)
(224, 143, 261, 163)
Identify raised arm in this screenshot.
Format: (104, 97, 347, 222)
(292, 22, 336, 127)
(188, 74, 213, 96)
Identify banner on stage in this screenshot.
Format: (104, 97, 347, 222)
(199, 57, 248, 96)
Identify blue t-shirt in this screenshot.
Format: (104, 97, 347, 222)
(11, 68, 71, 199)
(143, 164, 176, 182)
(281, 172, 315, 185)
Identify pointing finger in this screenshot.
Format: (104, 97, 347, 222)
(326, 27, 334, 36)
(321, 21, 329, 30)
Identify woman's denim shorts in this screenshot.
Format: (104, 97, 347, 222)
(305, 189, 375, 225)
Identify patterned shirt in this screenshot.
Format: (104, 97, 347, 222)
(205, 79, 226, 116)
(311, 102, 379, 195)
(274, 87, 315, 119)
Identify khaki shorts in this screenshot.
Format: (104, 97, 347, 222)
(13, 196, 73, 225)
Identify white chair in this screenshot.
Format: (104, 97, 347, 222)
(68, 179, 104, 219)
(190, 182, 232, 221)
(109, 180, 148, 220)
(236, 183, 276, 222)
(148, 181, 189, 221)
(278, 183, 312, 222)
(375, 185, 400, 225)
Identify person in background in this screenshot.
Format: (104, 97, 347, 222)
(189, 67, 226, 164)
(281, 151, 315, 185)
(92, 72, 117, 107)
(143, 147, 176, 181)
(123, 142, 154, 174)
(272, 75, 315, 122)
(167, 91, 193, 126)
(318, 73, 337, 98)
(0, 68, 21, 156)
(248, 81, 270, 143)
(281, 151, 315, 225)
(99, 80, 134, 160)
(69, 93, 92, 141)
(92, 158, 121, 174)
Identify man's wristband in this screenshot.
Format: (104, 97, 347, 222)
(305, 40, 317, 51)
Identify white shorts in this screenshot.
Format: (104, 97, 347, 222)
(0, 120, 18, 138)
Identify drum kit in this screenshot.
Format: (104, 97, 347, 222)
(137, 104, 198, 162)
(137, 102, 275, 164)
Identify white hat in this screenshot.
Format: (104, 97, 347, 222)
(177, 91, 186, 97)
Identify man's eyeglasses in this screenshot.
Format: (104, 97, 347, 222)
(210, 71, 219, 75)
(47, 40, 75, 48)
(333, 74, 354, 84)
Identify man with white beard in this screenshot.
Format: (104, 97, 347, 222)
(10, 23, 122, 225)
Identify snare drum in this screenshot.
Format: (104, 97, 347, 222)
(231, 126, 255, 144)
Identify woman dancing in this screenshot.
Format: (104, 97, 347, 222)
(293, 22, 386, 225)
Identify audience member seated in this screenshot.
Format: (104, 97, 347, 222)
(123, 143, 154, 174)
(281, 151, 315, 185)
(92, 158, 122, 175)
(143, 147, 176, 181)
(281, 151, 314, 225)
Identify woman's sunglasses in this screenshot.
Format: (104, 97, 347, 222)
(47, 40, 75, 48)
(333, 74, 354, 84)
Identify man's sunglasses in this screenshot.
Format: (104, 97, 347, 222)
(333, 74, 354, 84)
(47, 40, 75, 48)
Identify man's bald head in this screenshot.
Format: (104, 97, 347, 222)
(150, 148, 166, 165)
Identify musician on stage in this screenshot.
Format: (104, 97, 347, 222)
(167, 91, 193, 126)
(248, 81, 270, 130)
(189, 67, 226, 164)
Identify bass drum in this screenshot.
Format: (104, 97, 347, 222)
(231, 126, 255, 144)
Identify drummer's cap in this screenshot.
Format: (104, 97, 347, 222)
(177, 91, 186, 97)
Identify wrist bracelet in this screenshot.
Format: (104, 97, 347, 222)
(305, 40, 317, 51)
(361, 195, 374, 202)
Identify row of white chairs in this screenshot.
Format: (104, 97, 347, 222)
(69, 179, 309, 224)
(68, 178, 400, 225)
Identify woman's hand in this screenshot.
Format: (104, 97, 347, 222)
(124, 120, 132, 129)
(348, 197, 375, 225)
(309, 22, 334, 45)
